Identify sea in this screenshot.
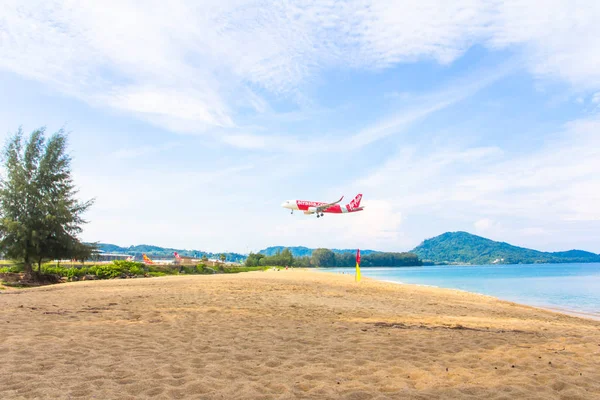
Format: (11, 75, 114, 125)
(322, 263, 600, 320)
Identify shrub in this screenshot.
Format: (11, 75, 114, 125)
(113, 260, 146, 271)
(0, 266, 22, 273)
(146, 264, 178, 274)
(128, 265, 144, 275)
(91, 264, 125, 279)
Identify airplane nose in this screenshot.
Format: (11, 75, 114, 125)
(281, 201, 288, 208)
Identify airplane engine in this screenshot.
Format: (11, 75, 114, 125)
(307, 206, 318, 213)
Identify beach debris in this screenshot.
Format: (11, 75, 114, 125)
(371, 322, 529, 334)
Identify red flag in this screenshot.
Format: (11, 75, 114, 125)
(356, 249, 361, 265)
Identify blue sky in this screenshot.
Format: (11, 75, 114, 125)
(1, 1, 599, 254)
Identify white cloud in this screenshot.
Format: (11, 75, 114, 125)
(267, 199, 408, 251)
(474, 218, 495, 232)
(520, 227, 550, 237)
(349, 114, 600, 251)
(2, 1, 600, 139)
(222, 62, 514, 153)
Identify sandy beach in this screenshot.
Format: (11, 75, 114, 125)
(1, 269, 599, 399)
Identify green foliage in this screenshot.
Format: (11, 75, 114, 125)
(0, 265, 22, 273)
(257, 248, 294, 267)
(0, 127, 94, 275)
(259, 246, 379, 257)
(246, 247, 420, 268)
(88, 264, 125, 279)
(411, 231, 600, 265)
(245, 252, 265, 267)
(292, 256, 311, 267)
(311, 248, 336, 267)
(194, 264, 216, 274)
(112, 259, 145, 271)
(145, 264, 178, 274)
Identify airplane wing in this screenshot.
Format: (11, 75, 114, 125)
(316, 196, 344, 212)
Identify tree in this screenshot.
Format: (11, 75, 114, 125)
(219, 253, 226, 262)
(0, 127, 94, 277)
(311, 248, 335, 267)
(201, 254, 208, 262)
(245, 252, 264, 267)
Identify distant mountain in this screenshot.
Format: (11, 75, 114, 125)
(91, 231, 600, 266)
(258, 246, 379, 258)
(411, 231, 600, 265)
(92, 243, 246, 263)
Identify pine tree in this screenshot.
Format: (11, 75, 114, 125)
(0, 127, 94, 277)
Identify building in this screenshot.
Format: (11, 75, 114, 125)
(175, 255, 201, 265)
(90, 250, 134, 263)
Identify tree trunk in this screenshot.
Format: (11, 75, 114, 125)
(23, 261, 33, 278)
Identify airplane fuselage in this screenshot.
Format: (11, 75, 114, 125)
(281, 194, 364, 216)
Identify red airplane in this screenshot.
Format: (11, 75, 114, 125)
(281, 194, 364, 218)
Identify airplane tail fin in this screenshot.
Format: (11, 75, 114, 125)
(348, 193, 363, 209)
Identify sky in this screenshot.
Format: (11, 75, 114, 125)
(1, 0, 599, 254)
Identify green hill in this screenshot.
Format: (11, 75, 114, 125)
(411, 231, 600, 265)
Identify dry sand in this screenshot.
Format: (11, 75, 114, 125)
(1, 269, 599, 399)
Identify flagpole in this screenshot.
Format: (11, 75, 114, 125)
(355, 249, 361, 282)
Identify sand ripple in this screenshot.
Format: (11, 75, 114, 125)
(1, 270, 599, 399)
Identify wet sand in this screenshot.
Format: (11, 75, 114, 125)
(1, 269, 599, 399)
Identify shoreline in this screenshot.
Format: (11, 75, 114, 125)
(316, 266, 600, 322)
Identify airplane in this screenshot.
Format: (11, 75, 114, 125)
(281, 194, 364, 218)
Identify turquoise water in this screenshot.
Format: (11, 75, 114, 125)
(323, 263, 600, 318)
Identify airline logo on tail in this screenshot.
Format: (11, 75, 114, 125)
(348, 193, 363, 210)
(143, 254, 154, 264)
(174, 252, 181, 260)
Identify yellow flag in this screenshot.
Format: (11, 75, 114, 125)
(355, 249, 361, 282)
